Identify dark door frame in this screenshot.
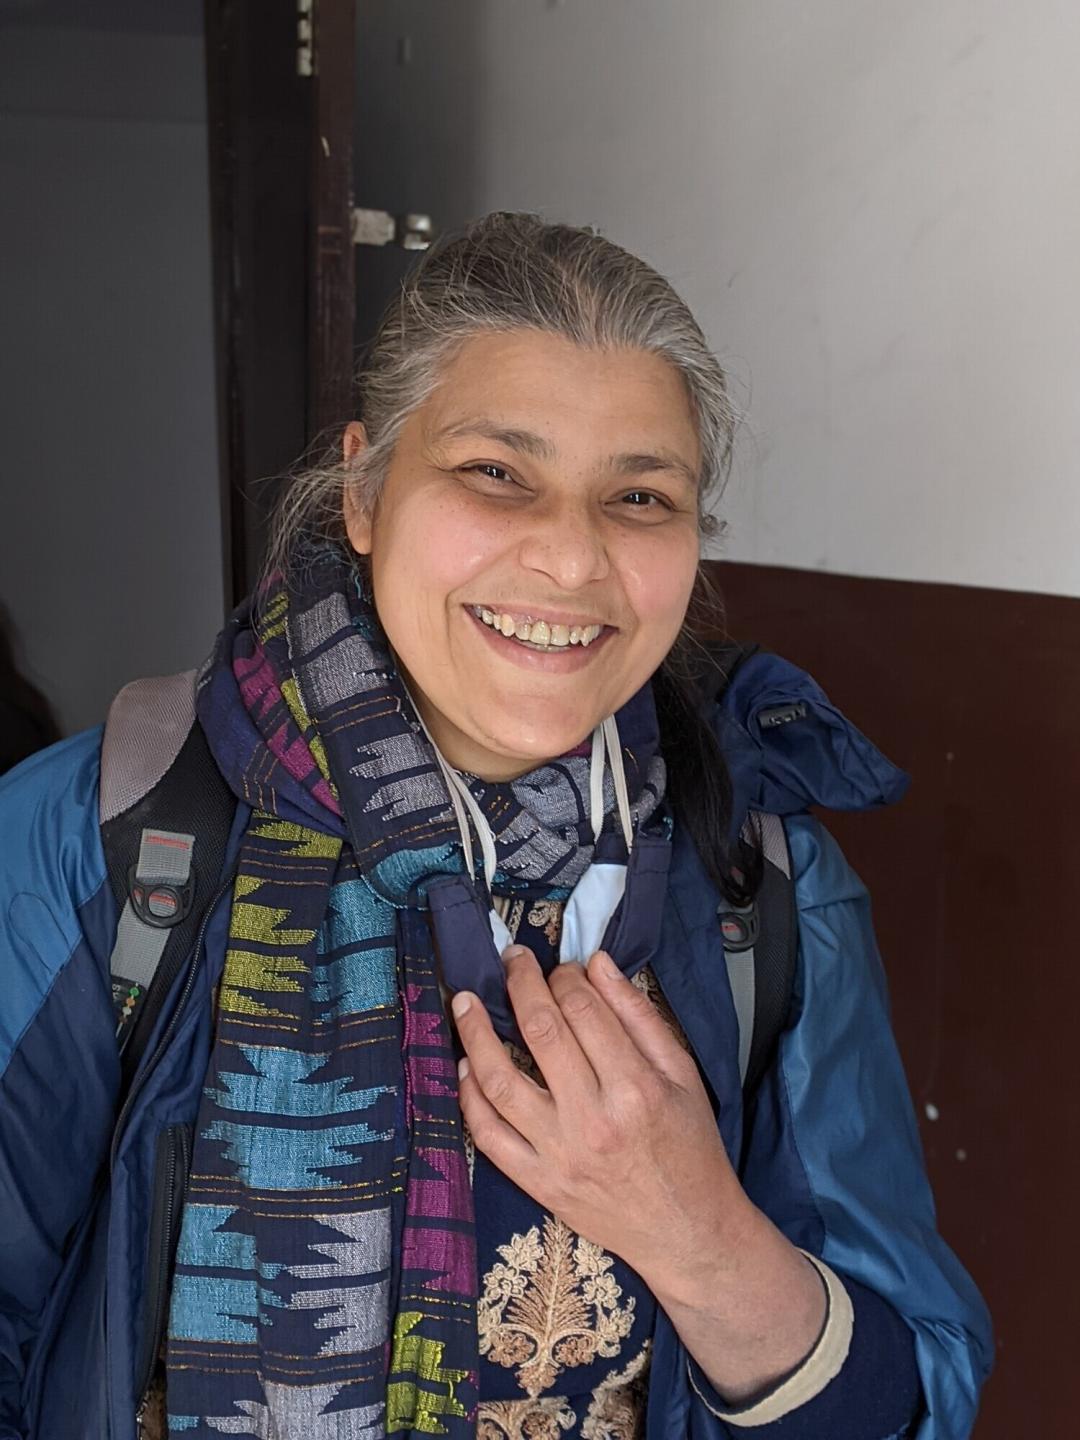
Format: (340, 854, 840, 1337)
(204, 0, 356, 607)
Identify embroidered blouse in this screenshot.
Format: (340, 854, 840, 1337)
(459, 894, 683, 1439)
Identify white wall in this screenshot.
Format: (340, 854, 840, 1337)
(357, 0, 1080, 597)
(0, 13, 222, 734)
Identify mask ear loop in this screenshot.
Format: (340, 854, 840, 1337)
(442, 764, 499, 893)
(602, 714, 634, 854)
(399, 672, 495, 890)
(402, 663, 629, 884)
(589, 724, 606, 843)
(450, 720, 612, 894)
(435, 755, 479, 882)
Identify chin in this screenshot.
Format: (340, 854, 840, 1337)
(480, 712, 594, 767)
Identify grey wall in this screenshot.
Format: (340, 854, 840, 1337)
(355, 0, 1080, 597)
(0, 6, 222, 735)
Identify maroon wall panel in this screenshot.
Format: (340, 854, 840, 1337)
(712, 561, 1078, 1439)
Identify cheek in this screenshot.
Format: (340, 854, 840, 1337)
(371, 493, 507, 635)
(620, 529, 700, 643)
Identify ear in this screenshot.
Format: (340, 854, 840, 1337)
(342, 421, 373, 555)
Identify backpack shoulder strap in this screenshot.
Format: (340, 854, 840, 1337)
(100, 671, 234, 1087)
(719, 811, 798, 1104)
(700, 640, 799, 1103)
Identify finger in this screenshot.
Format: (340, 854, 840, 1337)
(584, 951, 694, 1083)
(457, 1056, 545, 1194)
(501, 945, 601, 1100)
(545, 956, 644, 1080)
(451, 987, 552, 1141)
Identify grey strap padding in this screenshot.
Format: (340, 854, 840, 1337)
(756, 808, 792, 879)
(725, 811, 790, 1084)
(110, 828, 195, 989)
(99, 669, 198, 824)
(726, 939, 757, 1084)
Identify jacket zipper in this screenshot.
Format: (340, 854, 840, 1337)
(134, 1123, 191, 1432)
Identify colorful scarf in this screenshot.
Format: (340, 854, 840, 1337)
(165, 552, 667, 1437)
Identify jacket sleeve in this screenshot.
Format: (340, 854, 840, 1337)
(0, 731, 120, 1437)
(723, 814, 992, 1440)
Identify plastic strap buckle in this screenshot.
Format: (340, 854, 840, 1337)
(718, 900, 759, 953)
(127, 829, 195, 929)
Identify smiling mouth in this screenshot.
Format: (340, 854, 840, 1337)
(469, 605, 605, 652)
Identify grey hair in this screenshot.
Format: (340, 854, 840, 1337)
(264, 210, 737, 584)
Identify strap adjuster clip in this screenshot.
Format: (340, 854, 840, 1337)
(718, 900, 759, 953)
(127, 865, 194, 928)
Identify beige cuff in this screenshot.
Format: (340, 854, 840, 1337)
(686, 1250, 855, 1428)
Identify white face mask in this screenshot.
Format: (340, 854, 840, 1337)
(420, 711, 635, 966)
(553, 860, 628, 965)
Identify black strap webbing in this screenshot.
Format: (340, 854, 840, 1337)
(102, 720, 234, 1093)
(744, 841, 798, 1103)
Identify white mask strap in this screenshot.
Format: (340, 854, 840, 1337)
(400, 673, 497, 889)
(602, 714, 634, 853)
(438, 758, 477, 882)
(403, 667, 633, 888)
(589, 723, 605, 842)
(442, 762, 498, 892)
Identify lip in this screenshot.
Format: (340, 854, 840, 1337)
(463, 605, 615, 672)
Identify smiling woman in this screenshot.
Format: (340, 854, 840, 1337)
(341, 332, 701, 779)
(0, 213, 990, 1440)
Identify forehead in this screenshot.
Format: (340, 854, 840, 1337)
(418, 330, 700, 460)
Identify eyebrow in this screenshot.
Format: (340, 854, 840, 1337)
(431, 418, 699, 487)
(433, 419, 557, 461)
(612, 450, 699, 488)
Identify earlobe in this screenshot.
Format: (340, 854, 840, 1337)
(342, 421, 374, 555)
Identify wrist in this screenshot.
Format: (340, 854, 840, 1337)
(643, 1200, 829, 1405)
(638, 1182, 760, 1311)
(687, 1252, 854, 1421)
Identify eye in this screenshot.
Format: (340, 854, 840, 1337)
(460, 463, 524, 490)
(618, 489, 673, 511)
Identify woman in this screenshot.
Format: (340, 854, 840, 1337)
(0, 213, 990, 1439)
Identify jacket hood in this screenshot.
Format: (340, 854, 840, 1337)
(712, 648, 909, 820)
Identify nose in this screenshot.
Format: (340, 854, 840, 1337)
(515, 499, 610, 591)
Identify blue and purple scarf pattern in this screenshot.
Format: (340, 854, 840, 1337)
(164, 554, 664, 1437)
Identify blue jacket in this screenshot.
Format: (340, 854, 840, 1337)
(0, 652, 992, 1439)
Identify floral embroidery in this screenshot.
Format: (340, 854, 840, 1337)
(473, 1345, 652, 1439)
(477, 1396, 577, 1440)
(527, 899, 563, 946)
(467, 964, 667, 1431)
(496, 896, 528, 942)
(479, 1215, 636, 1397)
(504, 1035, 544, 1086)
(630, 968, 691, 1053)
(464, 1114, 477, 1186)
(581, 1342, 652, 1439)
(138, 1368, 168, 1440)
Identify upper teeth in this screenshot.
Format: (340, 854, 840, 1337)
(473, 607, 603, 648)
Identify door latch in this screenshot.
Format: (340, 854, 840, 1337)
(351, 209, 435, 251)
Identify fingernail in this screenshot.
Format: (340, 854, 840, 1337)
(501, 945, 528, 965)
(589, 950, 621, 978)
(451, 992, 472, 1018)
(458, 1057, 471, 1080)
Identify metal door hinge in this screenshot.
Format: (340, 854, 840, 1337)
(297, 0, 314, 77)
(351, 209, 435, 251)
